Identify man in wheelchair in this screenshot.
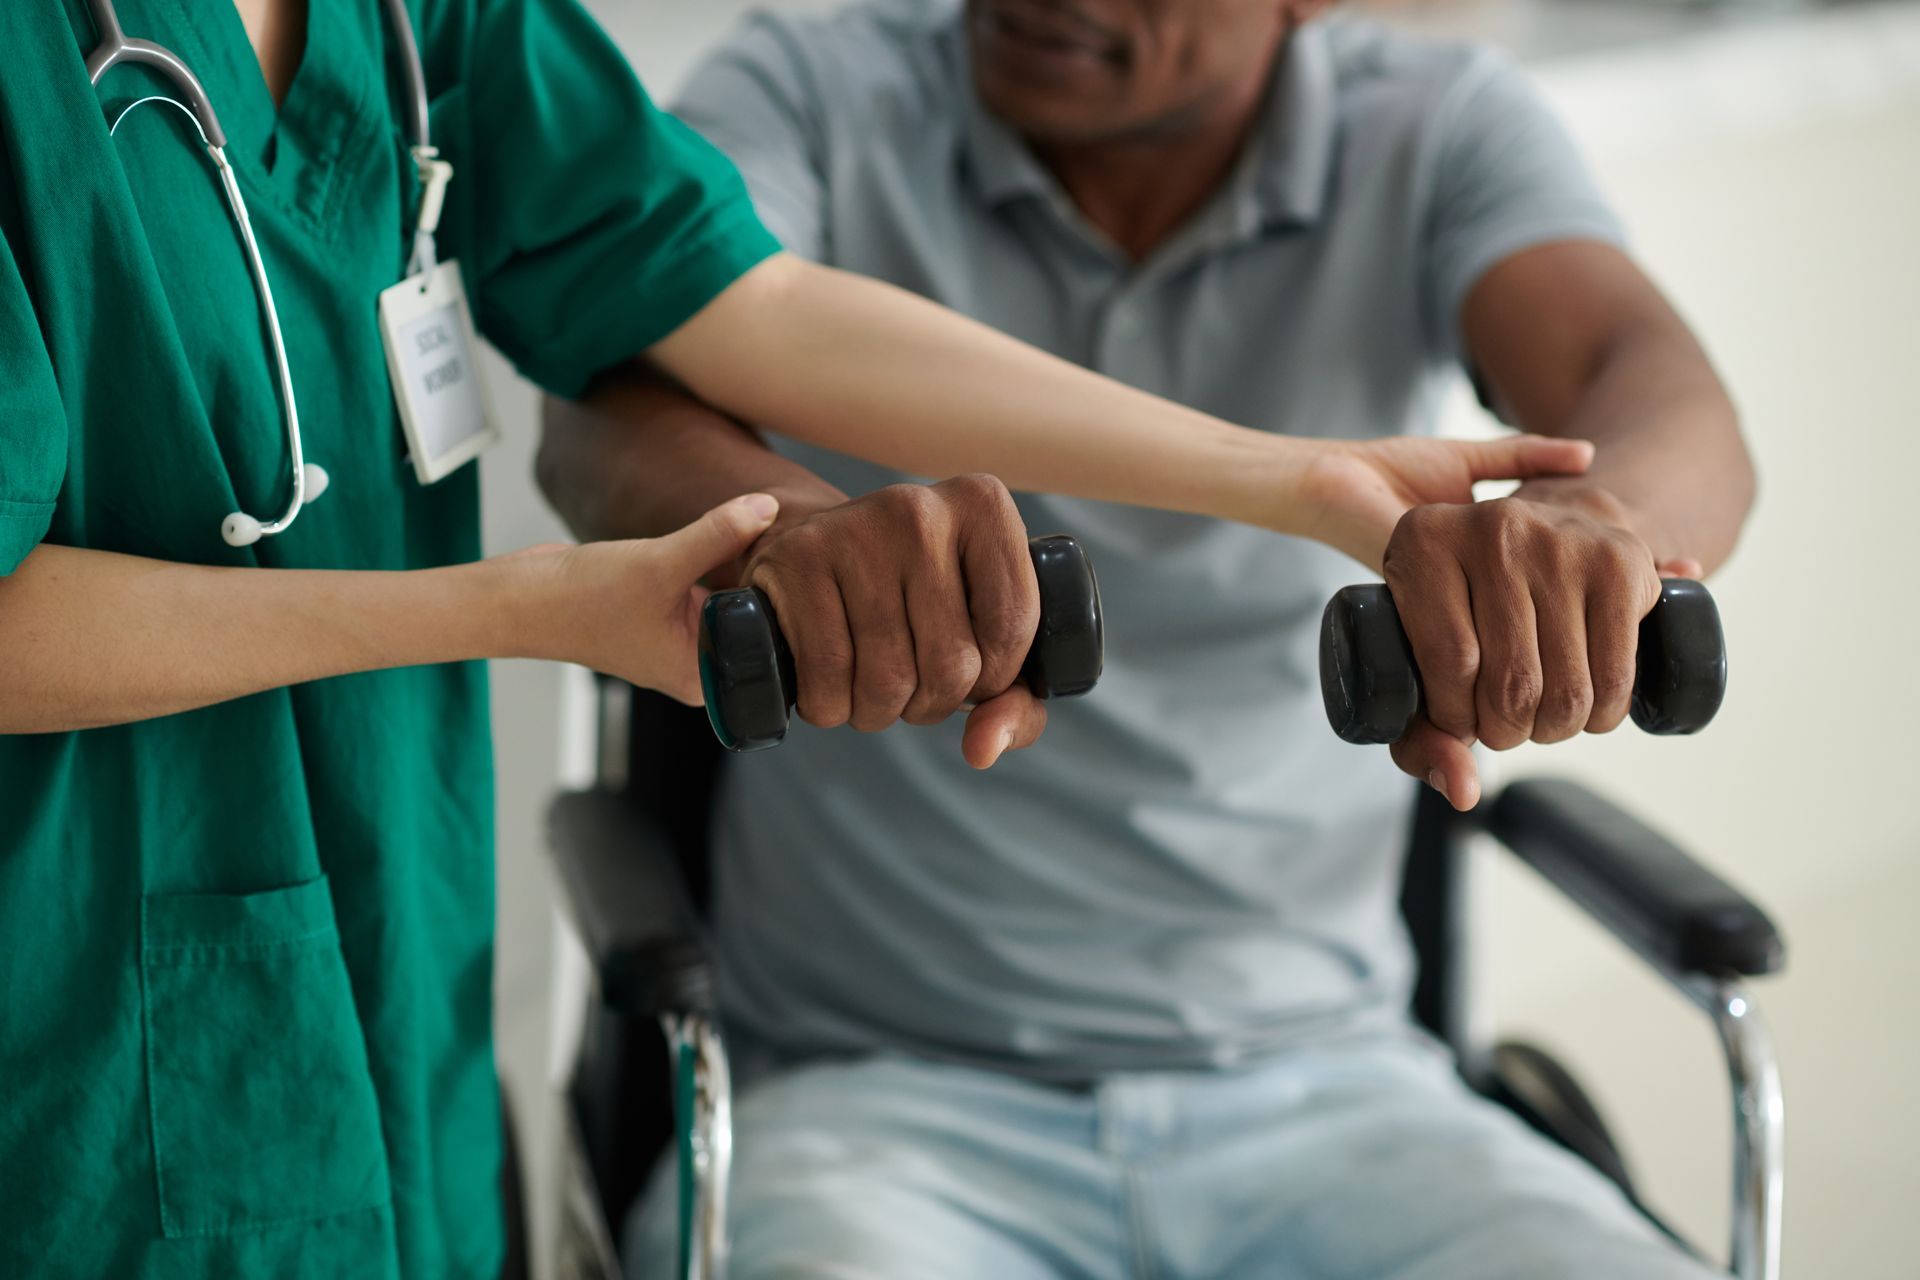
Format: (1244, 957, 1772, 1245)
(538, 1, 1763, 1277)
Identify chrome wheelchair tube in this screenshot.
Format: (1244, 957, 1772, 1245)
(1681, 977, 1784, 1280)
(596, 678, 632, 792)
(663, 1013, 733, 1280)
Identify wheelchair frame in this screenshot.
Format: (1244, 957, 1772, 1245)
(543, 673, 1786, 1280)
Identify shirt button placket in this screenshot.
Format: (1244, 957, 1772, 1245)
(1095, 287, 1145, 378)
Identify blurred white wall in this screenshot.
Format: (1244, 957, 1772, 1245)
(486, 3, 1920, 1274)
(1466, 11, 1920, 1272)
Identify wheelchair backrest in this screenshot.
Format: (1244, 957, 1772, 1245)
(609, 684, 1468, 1043)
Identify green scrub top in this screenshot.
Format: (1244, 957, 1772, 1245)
(0, 1, 778, 1275)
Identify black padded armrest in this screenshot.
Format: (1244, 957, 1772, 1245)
(1483, 778, 1786, 979)
(546, 788, 713, 1016)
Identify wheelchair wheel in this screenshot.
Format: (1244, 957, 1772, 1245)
(1484, 1040, 1638, 1201)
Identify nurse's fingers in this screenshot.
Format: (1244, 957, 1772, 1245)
(961, 687, 1049, 770)
(1457, 434, 1595, 484)
(653, 494, 780, 584)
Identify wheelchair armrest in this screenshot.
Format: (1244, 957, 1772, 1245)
(1482, 777, 1786, 979)
(547, 788, 714, 1017)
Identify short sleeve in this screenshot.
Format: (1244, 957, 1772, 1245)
(0, 227, 64, 576)
(673, 16, 832, 263)
(450, 0, 782, 398)
(1423, 53, 1625, 361)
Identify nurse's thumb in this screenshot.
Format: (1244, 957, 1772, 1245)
(655, 493, 781, 583)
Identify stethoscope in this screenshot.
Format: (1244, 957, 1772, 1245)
(85, 0, 450, 547)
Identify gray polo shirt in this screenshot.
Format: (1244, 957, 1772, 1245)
(677, 0, 1622, 1079)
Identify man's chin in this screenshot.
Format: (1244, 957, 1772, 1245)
(973, 77, 1132, 147)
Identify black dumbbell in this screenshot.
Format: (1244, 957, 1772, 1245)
(698, 534, 1104, 752)
(1319, 579, 1726, 745)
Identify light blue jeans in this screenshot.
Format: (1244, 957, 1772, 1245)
(626, 1033, 1720, 1280)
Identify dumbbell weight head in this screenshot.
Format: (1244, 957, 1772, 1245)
(698, 588, 797, 753)
(1022, 533, 1104, 699)
(700, 534, 1104, 752)
(1318, 584, 1421, 746)
(1629, 578, 1727, 735)
(1319, 579, 1726, 746)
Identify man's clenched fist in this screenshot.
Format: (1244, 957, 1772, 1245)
(1382, 483, 1702, 809)
(742, 473, 1048, 769)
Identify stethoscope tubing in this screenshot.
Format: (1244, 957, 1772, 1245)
(85, 0, 226, 146)
(84, 0, 433, 546)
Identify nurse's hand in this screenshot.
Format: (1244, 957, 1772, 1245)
(738, 475, 1048, 770)
(517, 493, 781, 704)
(1297, 434, 1596, 571)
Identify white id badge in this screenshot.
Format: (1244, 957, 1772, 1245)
(378, 260, 500, 485)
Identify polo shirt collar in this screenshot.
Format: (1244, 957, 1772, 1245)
(1254, 21, 1338, 229)
(959, 21, 1339, 232)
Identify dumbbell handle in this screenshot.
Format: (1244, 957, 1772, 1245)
(700, 534, 1104, 752)
(1319, 579, 1726, 745)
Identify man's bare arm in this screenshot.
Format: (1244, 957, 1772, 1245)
(538, 364, 845, 572)
(1472, 240, 1754, 572)
(538, 371, 1052, 767)
(1386, 240, 1755, 807)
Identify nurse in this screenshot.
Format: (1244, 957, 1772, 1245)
(0, 1, 1590, 1276)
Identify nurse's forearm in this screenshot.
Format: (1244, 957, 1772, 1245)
(648, 254, 1315, 535)
(0, 546, 528, 733)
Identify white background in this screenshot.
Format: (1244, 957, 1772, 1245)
(480, 3, 1920, 1274)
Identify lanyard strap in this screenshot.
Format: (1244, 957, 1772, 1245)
(380, 0, 453, 276)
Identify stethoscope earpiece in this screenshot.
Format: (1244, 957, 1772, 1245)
(221, 512, 264, 548)
(302, 463, 330, 503)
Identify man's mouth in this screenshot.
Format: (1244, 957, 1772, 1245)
(978, 2, 1125, 67)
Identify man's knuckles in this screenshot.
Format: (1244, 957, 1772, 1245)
(866, 482, 954, 541)
(1590, 650, 1635, 705)
(794, 671, 855, 728)
(745, 527, 836, 590)
(1585, 530, 1653, 583)
(917, 642, 984, 706)
(969, 596, 1038, 660)
(1475, 498, 1546, 568)
(936, 472, 1017, 516)
(1533, 678, 1594, 743)
(850, 665, 920, 729)
(1479, 664, 1543, 744)
(1383, 502, 1455, 561)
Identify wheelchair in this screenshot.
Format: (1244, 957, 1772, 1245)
(541, 673, 1787, 1280)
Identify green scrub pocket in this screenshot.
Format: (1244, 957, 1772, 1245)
(140, 876, 391, 1237)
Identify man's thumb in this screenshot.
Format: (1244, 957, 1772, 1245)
(656, 493, 780, 581)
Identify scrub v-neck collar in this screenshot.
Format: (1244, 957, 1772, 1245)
(137, 0, 388, 235)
